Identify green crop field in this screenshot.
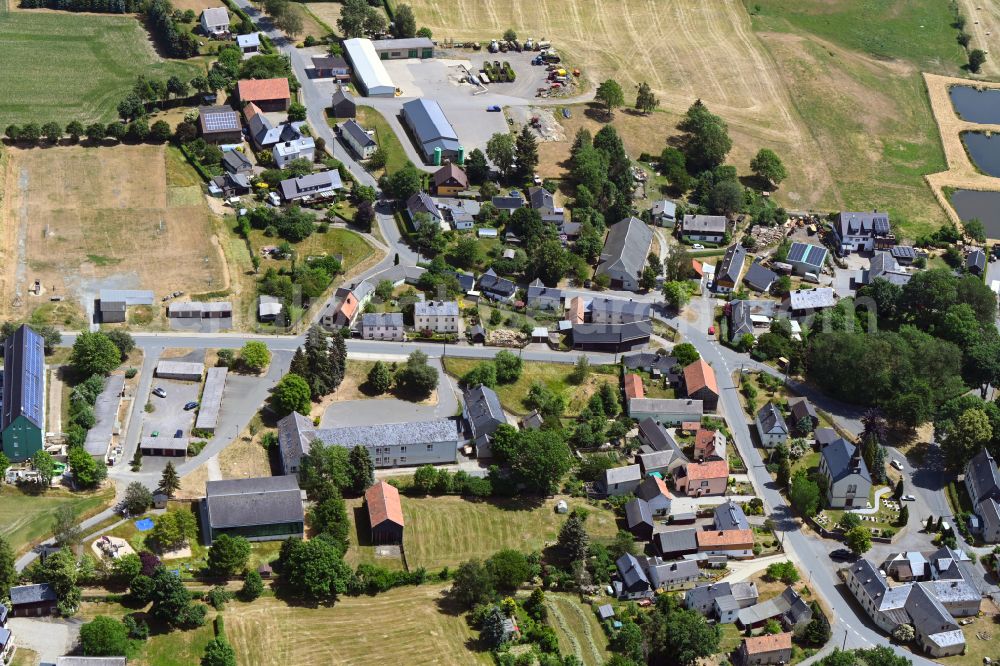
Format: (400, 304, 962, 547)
(0, 9, 199, 127)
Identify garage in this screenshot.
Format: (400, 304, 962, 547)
(140, 436, 188, 457)
(343, 38, 395, 97)
(155, 360, 204, 382)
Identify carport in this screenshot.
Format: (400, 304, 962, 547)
(140, 436, 188, 457)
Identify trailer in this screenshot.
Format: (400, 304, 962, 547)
(479, 72, 490, 84)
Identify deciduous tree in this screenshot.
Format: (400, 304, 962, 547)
(596, 79, 625, 117)
(635, 81, 658, 114)
(750, 148, 787, 187)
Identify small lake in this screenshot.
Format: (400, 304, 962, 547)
(961, 132, 1000, 177)
(950, 86, 1000, 124)
(950, 189, 1000, 239)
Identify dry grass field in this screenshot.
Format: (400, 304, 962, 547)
(545, 593, 610, 666)
(0, 144, 227, 323)
(407, 0, 965, 239)
(225, 586, 491, 665)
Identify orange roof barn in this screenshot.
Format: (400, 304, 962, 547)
(623, 373, 644, 400)
(237, 78, 291, 103)
(366, 480, 404, 529)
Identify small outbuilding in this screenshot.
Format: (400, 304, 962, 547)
(154, 360, 204, 382)
(330, 88, 357, 118)
(199, 105, 242, 144)
(366, 480, 404, 545)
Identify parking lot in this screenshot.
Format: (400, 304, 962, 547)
(144, 378, 199, 439)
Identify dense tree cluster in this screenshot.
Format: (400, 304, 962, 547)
(490, 425, 574, 494)
(20, 0, 138, 12)
(338, 0, 386, 37)
(146, 0, 200, 58)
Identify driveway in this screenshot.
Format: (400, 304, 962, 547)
(9, 616, 81, 663)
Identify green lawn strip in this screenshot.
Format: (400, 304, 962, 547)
(0, 11, 200, 126)
(354, 105, 410, 175)
(0, 485, 115, 556)
(247, 227, 373, 274)
(545, 593, 609, 666)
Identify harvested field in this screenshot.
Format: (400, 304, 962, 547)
(0, 144, 227, 323)
(225, 586, 491, 665)
(545, 593, 610, 666)
(0, 10, 199, 127)
(0, 484, 115, 556)
(168, 0, 221, 14)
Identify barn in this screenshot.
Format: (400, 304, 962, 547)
(366, 480, 404, 544)
(343, 38, 395, 97)
(372, 37, 434, 60)
(401, 98, 461, 164)
(201, 476, 305, 545)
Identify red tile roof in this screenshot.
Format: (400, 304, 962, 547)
(685, 459, 729, 481)
(243, 101, 263, 121)
(237, 78, 290, 102)
(684, 358, 718, 397)
(696, 528, 753, 548)
(681, 421, 701, 432)
(692, 259, 704, 277)
(694, 428, 717, 454)
(567, 296, 585, 324)
(339, 292, 359, 321)
(652, 476, 673, 499)
(365, 480, 404, 528)
(743, 632, 792, 655)
(624, 373, 644, 400)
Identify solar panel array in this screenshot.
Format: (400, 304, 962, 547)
(20, 327, 44, 427)
(203, 111, 239, 132)
(873, 216, 890, 234)
(787, 242, 807, 263)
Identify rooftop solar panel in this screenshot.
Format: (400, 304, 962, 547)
(204, 111, 239, 132)
(873, 217, 890, 233)
(787, 242, 807, 262)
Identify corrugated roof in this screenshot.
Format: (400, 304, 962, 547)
(366, 480, 404, 528)
(83, 375, 125, 456)
(372, 37, 434, 50)
(195, 367, 227, 430)
(402, 98, 459, 157)
(343, 39, 395, 94)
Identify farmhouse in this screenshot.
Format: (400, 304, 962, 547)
(713, 244, 746, 293)
(754, 402, 789, 449)
(598, 464, 642, 497)
(835, 211, 892, 254)
(414, 300, 460, 333)
(676, 459, 729, 497)
(696, 528, 753, 558)
(201, 476, 305, 545)
(237, 32, 261, 57)
(311, 54, 350, 81)
(1, 325, 45, 462)
(526, 279, 563, 311)
(786, 242, 828, 277)
(97, 289, 154, 324)
(856, 251, 911, 288)
(681, 214, 727, 243)
(154, 360, 203, 381)
(463, 384, 507, 457)
(210, 172, 251, 197)
(529, 186, 565, 223)
(199, 7, 230, 36)
(9, 583, 57, 617)
(683, 359, 719, 411)
(402, 98, 461, 163)
(139, 436, 187, 458)
(407, 191, 447, 230)
(434, 197, 480, 230)
(330, 88, 357, 119)
(478, 268, 517, 302)
(235, 78, 291, 112)
(614, 553, 653, 600)
(647, 558, 701, 591)
(596, 216, 654, 291)
(277, 412, 460, 474)
(279, 170, 342, 202)
(432, 163, 468, 196)
(343, 38, 395, 96)
(272, 137, 316, 167)
(366, 480, 405, 544)
(628, 398, 703, 425)
(372, 37, 435, 59)
(362, 312, 405, 341)
(340, 119, 377, 159)
(198, 106, 242, 144)
(819, 438, 871, 508)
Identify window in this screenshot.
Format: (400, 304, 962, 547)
(847, 484, 857, 494)
(400, 446, 406, 452)
(701, 481, 709, 487)
(426, 444, 433, 451)
(400, 457, 406, 463)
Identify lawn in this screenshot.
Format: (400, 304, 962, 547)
(0, 10, 200, 126)
(353, 106, 410, 175)
(347, 494, 620, 572)
(78, 599, 217, 666)
(935, 600, 1000, 666)
(225, 585, 492, 665)
(545, 593, 610, 666)
(248, 227, 374, 275)
(442, 358, 619, 417)
(0, 484, 114, 555)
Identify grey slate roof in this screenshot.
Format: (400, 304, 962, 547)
(966, 449, 1000, 503)
(744, 261, 777, 292)
(597, 217, 654, 283)
(572, 321, 652, 346)
(837, 211, 890, 239)
(414, 300, 459, 317)
(822, 438, 870, 483)
(625, 498, 653, 530)
(491, 193, 525, 211)
(221, 149, 253, 174)
(526, 278, 562, 307)
(528, 186, 554, 210)
(622, 352, 678, 375)
(737, 586, 811, 627)
(655, 528, 698, 555)
(714, 500, 750, 531)
(10, 583, 57, 605)
(478, 268, 516, 298)
(789, 398, 817, 425)
(279, 170, 342, 201)
(756, 402, 788, 436)
(201, 6, 229, 26)
(978, 497, 1000, 535)
(649, 558, 700, 587)
(204, 476, 304, 530)
(638, 449, 682, 474)
(616, 553, 650, 590)
(729, 300, 754, 340)
(716, 244, 746, 286)
(589, 298, 651, 322)
(651, 199, 676, 218)
(361, 312, 404, 328)
(682, 214, 727, 234)
(598, 603, 615, 619)
(464, 385, 507, 442)
(603, 464, 642, 487)
(686, 582, 758, 609)
(401, 98, 459, 157)
(342, 119, 376, 149)
(815, 427, 839, 448)
(635, 475, 672, 501)
(906, 583, 961, 638)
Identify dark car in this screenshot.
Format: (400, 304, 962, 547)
(830, 548, 857, 562)
(174, 429, 183, 438)
(183, 401, 199, 411)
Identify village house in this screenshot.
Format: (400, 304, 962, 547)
(279, 170, 341, 203)
(431, 163, 468, 196)
(311, 54, 351, 80)
(244, 102, 302, 149)
(683, 359, 719, 411)
(676, 459, 729, 497)
(737, 586, 812, 630)
(199, 6, 230, 36)
(820, 438, 872, 508)
(361, 312, 405, 341)
(789, 398, 819, 433)
(478, 268, 517, 302)
(237, 32, 261, 57)
(655, 528, 699, 559)
(330, 87, 357, 118)
(651, 199, 677, 227)
(339, 119, 377, 159)
(272, 137, 315, 167)
(736, 632, 793, 666)
(414, 300, 460, 334)
(714, 244, 746, 293)
(492, 191, 526, 214)
(625, 498, 655, 540)
(754, 402, 789, 449)
(598, 464, 643, 497)
(614, 553, 653, 600)
(685, 582, 759, 621)
(526, 279, 563, 311)
(964, 448, 1000, 543)
(635, 475, 673, 516)
(855, 251, 911, 288)
(647, 558, 701, 591)
(9, 583, 57, 617)
(694, 428, 726, 461)
(681, 214, 727, 243)
(834, 211, 893, 254)
(463, 384, 507, 458)
(596, 216, 654, 291)
(785, 288, 837, 317)
(589, 298, 651, 324)
(628, 398, 703, 426)
(697, 528, 754, 559)
(221, 149, 253, 175)
(714, 500, 750, 531)
(529, 186, 565, 223)
(743, 260, 777, 293)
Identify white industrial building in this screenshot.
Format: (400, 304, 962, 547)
(343, 38, 395, 97)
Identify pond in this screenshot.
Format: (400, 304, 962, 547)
(950, 189, 1000, 239)
(950, 85, 1000, 124)
(961, 132, 1000, 177)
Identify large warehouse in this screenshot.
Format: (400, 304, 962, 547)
(343, 38, 395, 97)
(401, 98, 461, 163)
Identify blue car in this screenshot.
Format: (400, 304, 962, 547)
(486, 105, 501, 112)
(183, 401, 199, 411)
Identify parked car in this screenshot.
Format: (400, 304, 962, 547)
(692, 243, 704, 249)
(486, 105, 501, 112)
(830, 548, 857, 562)
(174, 429, 183, 438)
(151, 431, 159, 437)
(183, 401, 199, 411)
(901, 494, 916, 501)
(152, 387, 167, 398)
(890, 459, 904, 471)
(267, 191, 281, 206)
(708, 325, 715, 336)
